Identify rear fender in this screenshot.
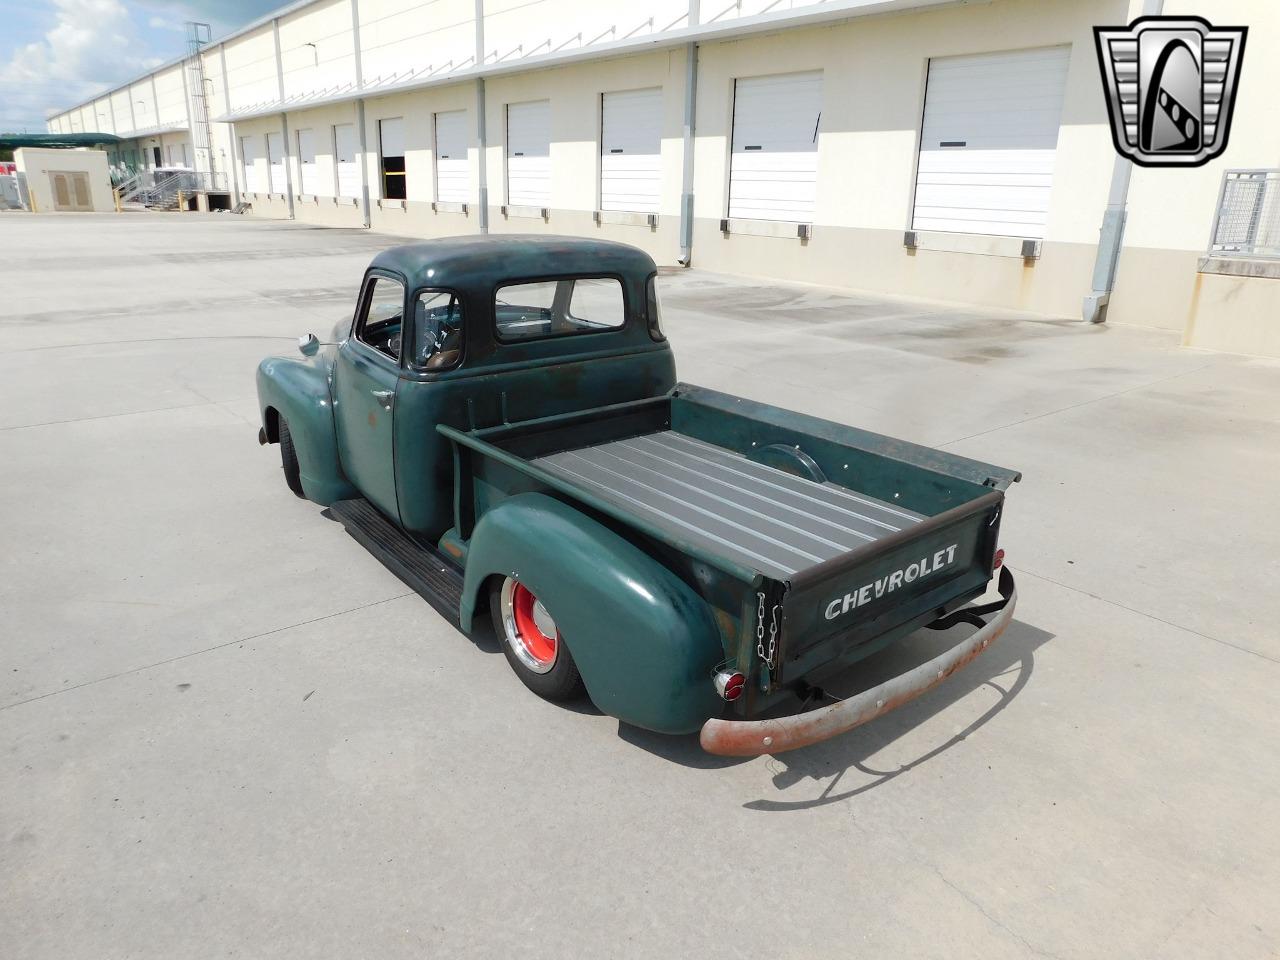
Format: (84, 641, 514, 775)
(460, 493, 724, 734)
(256, 353, 356, 505)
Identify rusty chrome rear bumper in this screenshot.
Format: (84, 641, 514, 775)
(700, 568, 1017, 757)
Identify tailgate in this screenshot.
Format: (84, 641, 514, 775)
(773, 490, 1004, 682)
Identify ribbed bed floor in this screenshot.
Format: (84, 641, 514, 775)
(532, 431, 925, 579)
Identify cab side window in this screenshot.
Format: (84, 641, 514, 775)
(356, 276, 405, 361)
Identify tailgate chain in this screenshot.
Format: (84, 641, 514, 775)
(756, 592, 781, 671)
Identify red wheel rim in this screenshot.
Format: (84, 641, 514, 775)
(510, 582, 558, 668)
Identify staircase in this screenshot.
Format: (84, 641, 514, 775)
(119, 169, 232, 210)
(120, 171, 188, 208)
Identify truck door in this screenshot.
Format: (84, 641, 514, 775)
(333, 272, 404, 520)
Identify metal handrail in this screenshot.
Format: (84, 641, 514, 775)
(1208, 169, 1280, 259)
(113, 171, 142, 195)
(119, 168, 229, 205)
(120, 171, 182, 204)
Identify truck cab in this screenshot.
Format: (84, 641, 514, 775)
(257, 235, 674, 536)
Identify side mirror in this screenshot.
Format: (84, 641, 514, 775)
(297, 333, 320, 357)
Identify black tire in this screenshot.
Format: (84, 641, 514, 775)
(278, 417, 305, 498)
(489, 576, 585, 702)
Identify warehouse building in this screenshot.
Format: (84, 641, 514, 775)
(46, 0, 1280, 357)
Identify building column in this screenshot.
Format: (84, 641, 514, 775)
(350, 0, 371, 228)
(1083, 0, 1163, 322)
(271, 18, 295, 218)
(475, 0, 488, 233)
(281, 113, 296, 216)
(220, 44, 242, 205)
(678, 40, 698, 265)
(476, 80, 488, 234)
(181, 61, 194, 170)
(357, 100, 372, 228)
(149, 74, 160, 136)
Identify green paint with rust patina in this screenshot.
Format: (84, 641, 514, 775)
(459, 493, 725, 734)
(438, 384, 1013, 723)
(255, 315, 357, 506)
(256, 235, 1018, 735)
(257, 235, 674, 529)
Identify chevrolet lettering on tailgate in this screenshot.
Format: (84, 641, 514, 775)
(824, 544, 960, 621)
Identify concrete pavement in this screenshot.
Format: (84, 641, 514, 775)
(1, 212, 1277, 959)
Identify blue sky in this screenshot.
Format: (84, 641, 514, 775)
(0, 0, 282, 132)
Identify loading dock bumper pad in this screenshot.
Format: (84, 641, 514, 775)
(700, 568, 1017, 757)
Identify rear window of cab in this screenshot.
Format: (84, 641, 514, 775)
(494, 277, 625, 342)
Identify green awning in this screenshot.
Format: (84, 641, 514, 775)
(0, 132, 123, 150)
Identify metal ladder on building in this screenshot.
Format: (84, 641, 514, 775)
(185, 22, 216, 183)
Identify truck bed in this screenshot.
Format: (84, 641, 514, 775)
(440, 383, 1016, 689)
(533, 431, 924, 580)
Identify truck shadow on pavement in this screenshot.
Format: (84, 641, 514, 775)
(621, 612, 1054, 808)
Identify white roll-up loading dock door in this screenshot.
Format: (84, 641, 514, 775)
(912, 46, 1070, 238)
(507, 100, 551, 208)
(266, 131, 287, 194)
(434, 110, 469, 204)
(239, 135, 260, 193)
(334, 123, 360, 199)
(296, 128, 319, 195)
(601, 88, 662, 213)
(728, 71, 822, 222)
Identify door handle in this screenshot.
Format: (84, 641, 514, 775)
(371, 389, 394, 410)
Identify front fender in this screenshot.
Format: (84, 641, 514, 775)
(256, 352, 356, 505)
(461, 494, 724, 734)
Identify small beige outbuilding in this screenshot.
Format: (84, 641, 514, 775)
(13, 148, 115, 213)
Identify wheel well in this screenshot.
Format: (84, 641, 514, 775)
(263, 406, 280, 443)
(473, 573, 502, 623)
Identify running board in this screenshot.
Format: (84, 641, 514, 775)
(328, 498, 464, 627)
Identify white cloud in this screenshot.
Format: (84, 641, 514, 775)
(131, 0, 282, 39)
(0, 0, 280, 131)
(148, 15, 186, 32)
(0, 0, 162, 130)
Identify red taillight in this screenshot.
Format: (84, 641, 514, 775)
(715, 670, 746, 701)
(993, 548, 1005, 570)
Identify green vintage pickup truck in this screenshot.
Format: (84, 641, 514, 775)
(256, 236, 1019, 756)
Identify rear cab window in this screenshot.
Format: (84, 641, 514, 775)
(494, 277, 625, 342)
(413, 289, 464, 370)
